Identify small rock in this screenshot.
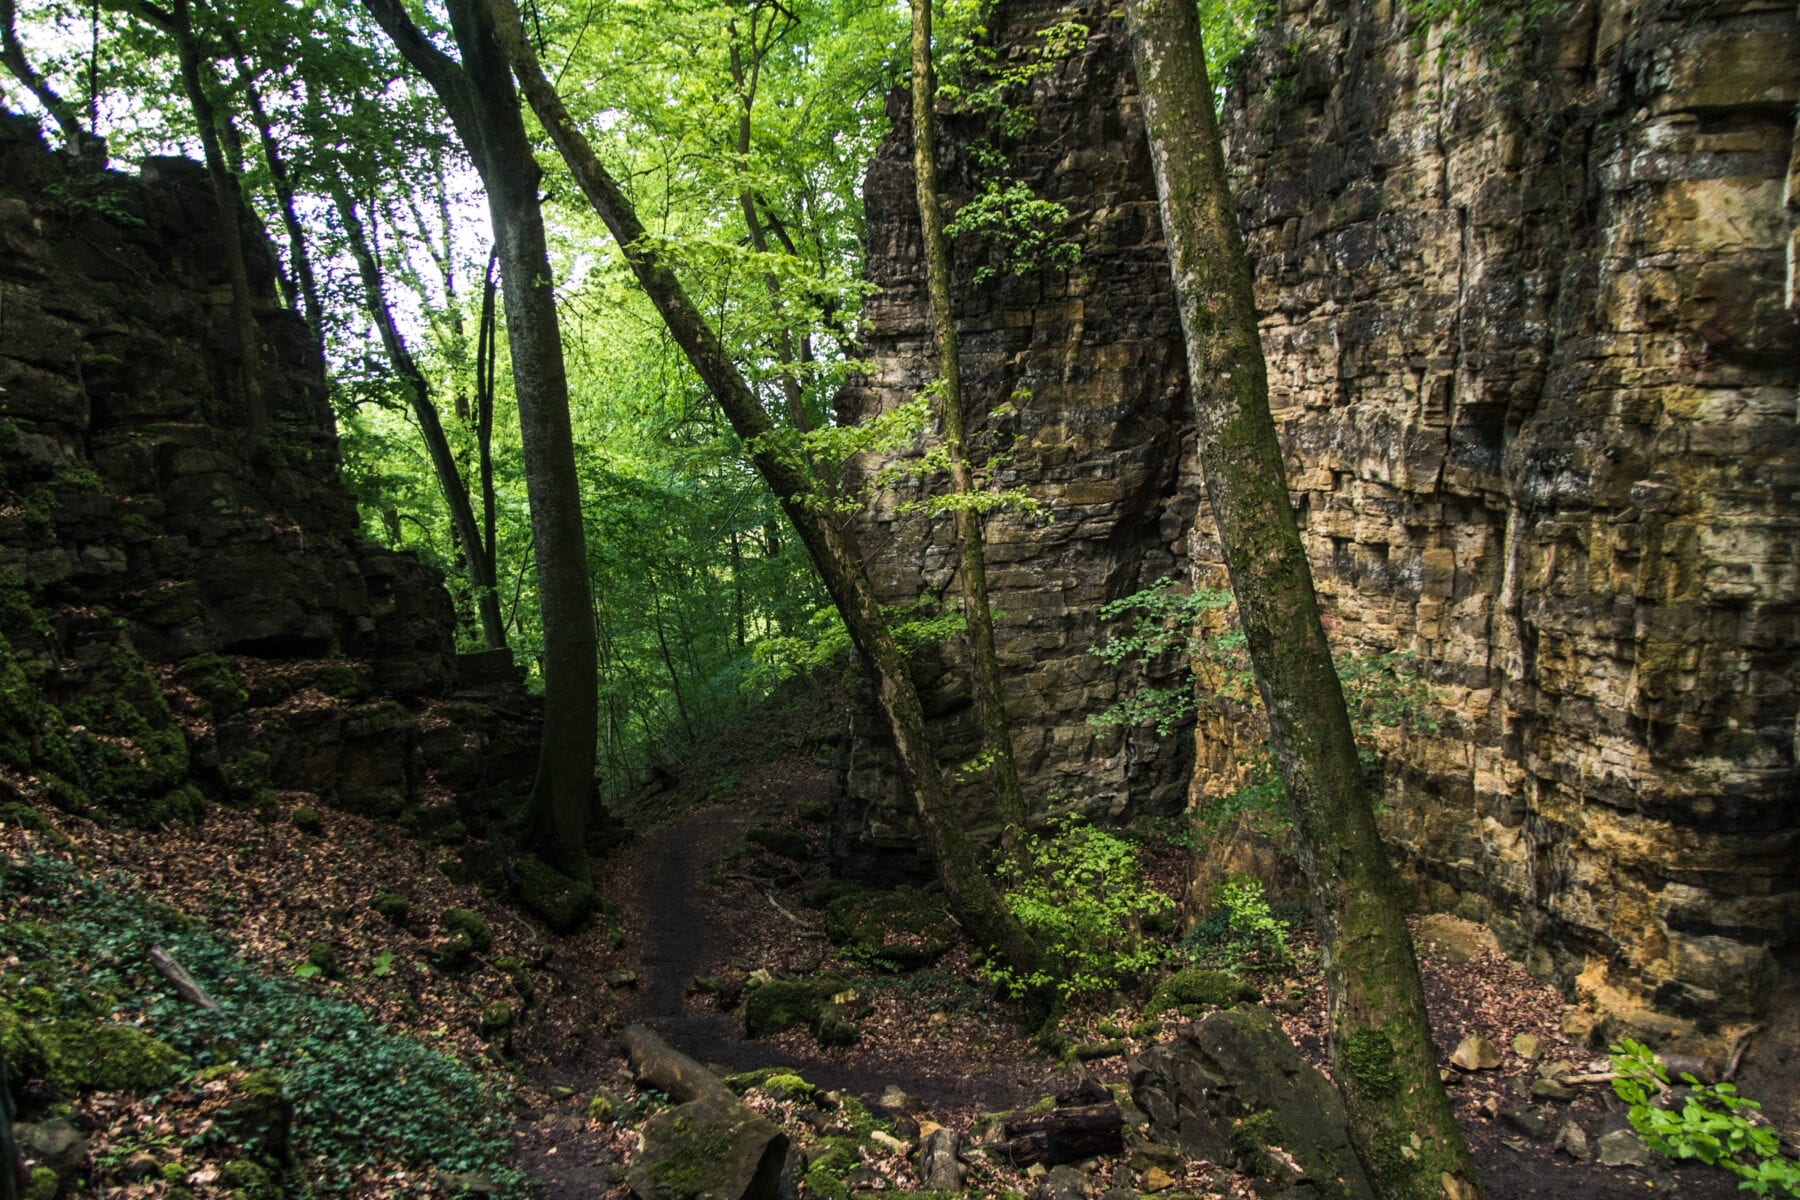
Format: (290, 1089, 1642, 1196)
(1501, 1108, 1550, 1141)
(549, 1085, 575, 1100)
(1512, 1033, 1544, 1060)
(1035, 1164, 1087, 1200)
(1553, 1122, 1589, 1159)
(436, 1170, 498, 1195)
(1129, 1144, 1182, 1173)
(1142, 1165, 1177, 1192)
(16, 1122, 87, 1181)
(869, 1130, 910, 1155)
(122, 1152, 162, 1182)
(1025, 1163, 1048, 1180)
(1450, 1034, 1502, 1071)
(877, 1084, 915, 1114)
(1537, 1059, 1575, 1080)
(1658, 1053, 1717, 1084)
(1597, 1128, 1651, 1168)
(1478, 1096, 1503, 1119)
(748, 968, 776, 986)
(604, 970, 637, 989)
(1531, 1079, 1576, 1102)
(843, 1164, 886, 1191)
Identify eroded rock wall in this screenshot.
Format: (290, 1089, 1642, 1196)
(841, 0, 1799, 1039)
(0, 115, 534, 831)
(833, 0, 1198, 878)
(1213, 0, 1799, 1041)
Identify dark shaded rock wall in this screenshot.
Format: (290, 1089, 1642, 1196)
(834, 0, 1198, 878)
(0, 115, 534, 828)
(841, 0, 1799, 1041)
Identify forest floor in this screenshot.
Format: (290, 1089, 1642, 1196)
(1, 676, 1761, 1200)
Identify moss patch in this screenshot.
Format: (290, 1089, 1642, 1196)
(1341, 1027, 1402, 1100)
(514, 857, 598, 934)
(41, 1020, 188, 1093)
(821, 887, 953, 968)
(1147, 968, 1259, 1017)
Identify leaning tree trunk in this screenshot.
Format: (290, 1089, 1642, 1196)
(482, 0, 1045, 984)
(1124, 1, 1480, 1197)
(909, 0, 1028, 852)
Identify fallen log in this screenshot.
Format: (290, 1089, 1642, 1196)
(619, 1023, 737, 1106)
(149, 946, 220, 1009)
(992, 1101, 1124, 1167)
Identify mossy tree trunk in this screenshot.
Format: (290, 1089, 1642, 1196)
(909, 0, 1028, 850)
(362, 0, 598, 882)
(481, 0, 1045, 984)
(1123, 1, 1480, 1196)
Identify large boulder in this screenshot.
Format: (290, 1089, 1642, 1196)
(1129, 1006, 1373, 1200)
(627, 1096, 788, 1200)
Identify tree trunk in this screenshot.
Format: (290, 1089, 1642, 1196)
(334, 187, 507, 650)
(225, 37, 324, 345)
(475, 247, 500, 575)
(909, 0, 1028, 851)
(483, 0, 1043, 983)
(1123, 2, 1479, 1196)
(362, 0, 598, 883)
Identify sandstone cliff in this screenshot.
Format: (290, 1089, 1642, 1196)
(0, 114, 534, 836)
(840, 0, 1799, 1043)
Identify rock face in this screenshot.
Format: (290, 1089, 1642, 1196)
(0, 114, 534, 828)
(834, 0, 1197, 876)
(841, 0, 1799, 1040)
(1212, 0, 1799, 1040)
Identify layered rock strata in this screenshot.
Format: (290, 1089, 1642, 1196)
(834, 0, 1198, 879)
(0, 114, 534, 833)
(841, 0, 1799, 1040)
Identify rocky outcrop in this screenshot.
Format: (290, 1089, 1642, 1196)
(834, 0, 1197, 877)
(840, 0, 1799, 1041)
(1211, 0, 1799, 1043)
(0, 113, 534, 830)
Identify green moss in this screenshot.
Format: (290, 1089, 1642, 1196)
(514, 857, 598, 934)
(1128, 1018, 1164, 1039)
(1071, 1038, 1127, 1061)
(743, 978, 823, 1038)
(760, 1072, 814, 1102)
(494, 956, 535, 1002)
(218, 1157, 279, 1200)
(162, 1161, 190, 1185)
(224, 752, 276, 813)
(587, 1091, 616, 1123)
(822, 888, 953, 968)
(304, 942, 339, 977)
(443, 909, 493, 952)
(1147, 968, 1259, 1017)
(479, 1002, 514, 1036)
(1341, 1028, 1403, 1100)
(174, 654, 247, 720)
(370, 892, 411, 923)
(41, 1020, 188, 1093)
(291, 807, 324, 835)
(24, 1167, 59, 1200)
(1, 1002, 50, 1083)
(1230, 1108, 1284, 1176)
(309, 663, 367, 701)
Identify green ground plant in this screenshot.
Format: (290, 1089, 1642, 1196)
(984, 815, 1172, 1002)
(1609, 1039, 1800, 1197)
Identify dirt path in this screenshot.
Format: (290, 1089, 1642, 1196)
(620, 803, 1054, 1113)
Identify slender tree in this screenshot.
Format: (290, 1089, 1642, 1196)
(482, 0, 1045, 983)
(334, 186, 508, 649)
(1124, 1, 1479, 1195)
(362, 0, 598, 881)
(909, 0, 1027, 850)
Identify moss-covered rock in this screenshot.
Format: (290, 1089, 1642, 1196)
(173, 654, 248, 720)
(23, 1167, 59, 1200)
(821, 888, 953, 968)
(216, 1069, 293, 1164)
(514, 857, 598, 934)
(290, 807, 323, 835)
(218, 1157, 280, 1200)
(759, 1073, 815, 1103)
(494, 956, 535, 1003)
(628, 1097, 787, 1200)
(1, 1000, 51, 1084)
(743, 979, 824, 1039)
(40, 1020, 187, 1093)
(1147, 968, 1259, 1017)
(443, 909, 493, 953)
(370, 892, 411, 923)
(479, 1001, 514, 1036)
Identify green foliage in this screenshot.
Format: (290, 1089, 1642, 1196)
(984, 816, 1173, 1001)
(1184, 875, 1292, 972)
(1609, 1040, 1800, 1197)
(945, 181, 1079, 285)
(1405, 0, 1572, 62)
(0, 853, 527, 1194)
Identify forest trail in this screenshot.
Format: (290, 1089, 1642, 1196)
(619, 799, 1056, 1112)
